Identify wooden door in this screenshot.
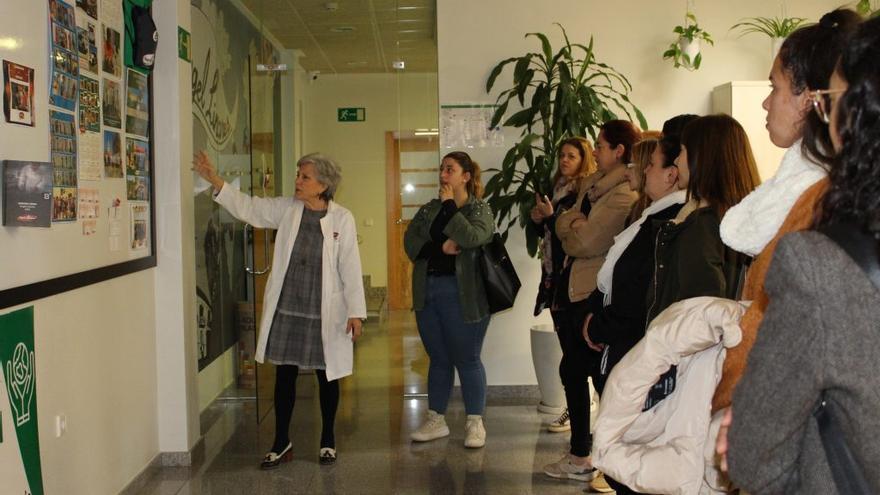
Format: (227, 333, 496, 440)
(386, 132, 440, 310)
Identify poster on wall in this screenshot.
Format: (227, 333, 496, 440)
(125, 69, 149, 137)
(2, 161, 53, 228)
(101, 24, 121, 78)
(78, 75, 99, 133)
(3, 61, 35, 127)
(48, 0, 79, 111)
(130, 202, 149, 250)
(76, 0, 97, 20)
(50, 110, 77, 221)
(0, 307, 45, 495)
(125, 137, 150, 202)
(76, 19, 98, 76)
(78, 132, 101, 180)
(103, 130, 122, 177)
(101, 78, 121, 128)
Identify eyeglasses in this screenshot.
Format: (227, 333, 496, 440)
(808, 88, 846, 124)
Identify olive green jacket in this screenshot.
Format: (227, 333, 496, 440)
(404, 197, 494, 322)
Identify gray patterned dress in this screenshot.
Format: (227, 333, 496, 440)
(264, 207, 327, 368)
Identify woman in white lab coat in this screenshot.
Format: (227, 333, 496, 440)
(193, 151, 366, 468)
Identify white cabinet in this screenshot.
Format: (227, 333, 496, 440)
(712, 81, 787, 181)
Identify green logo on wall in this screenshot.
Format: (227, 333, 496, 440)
(338, 107, 365, 122)
(0, 307, 43, 495)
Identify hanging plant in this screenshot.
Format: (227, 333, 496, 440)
(856, 0, 880, 17)
(663, 12, 714, 70)
(730, 16, 808, 38)
(484, 23, 647, 256)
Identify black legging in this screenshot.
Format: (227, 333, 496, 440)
(272, 365, 339, 452)
(552, 301, 601, 458)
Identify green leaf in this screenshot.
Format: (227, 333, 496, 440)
(526, 31, 554, 64)
(486, 57, 518, 93)
(513, 55, 533, 84)
(694, 52, 702, 69)
(504, 107, 536, 128)
(490, 99, 510, 128)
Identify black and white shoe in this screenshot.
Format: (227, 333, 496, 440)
(319, 447, 337, 465)
(260, 443, 293, 470)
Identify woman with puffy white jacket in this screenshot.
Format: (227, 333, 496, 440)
(193, 151, 366, 469)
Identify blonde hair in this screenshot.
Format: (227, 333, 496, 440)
(627, 138, 659, 223)
(554, 137, 597, 185)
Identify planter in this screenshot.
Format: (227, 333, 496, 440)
(679, 38, 701, 68)
(771, 37, 785, 59)
(530, 324, 565, 415)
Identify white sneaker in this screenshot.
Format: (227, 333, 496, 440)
(464, 415, 486, 448)
(547, 408, 571, 433)
(411, 410, 450, 442)
(543, 455, 597, 481)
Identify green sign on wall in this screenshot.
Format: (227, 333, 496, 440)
(178, 27, 191, 63)
(338, 107, 365, 122)
(0, 307, 43, 494)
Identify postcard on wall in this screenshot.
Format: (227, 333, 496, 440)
(103, 130, 123, 177)
(78, 74, 100, 132)
(3, 61, 35, 126)
(50, 110, 78, 221)
(78, 131, 101, 180)
(2, 161, 53, 227)
(101, 78, 121, 128)
(130, 202, 149, 250)
(125, 137, 149, 177)
(101, 24, 121, 78)
(78, 187, 99, 218)
(126, 175, 149, 202)
(76, 20, 98, 75)
(82, 219, 97, 235)
(76, 0, 97, 20)
(125, 69, 149, 137)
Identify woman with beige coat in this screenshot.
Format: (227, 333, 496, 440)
(542, 120, 639, 482)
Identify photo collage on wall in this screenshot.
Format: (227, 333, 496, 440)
(23, 0, 153, 248)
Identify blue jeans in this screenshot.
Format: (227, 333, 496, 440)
(416, 275, 490, 415)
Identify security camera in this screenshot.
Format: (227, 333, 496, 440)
(309, 71, 320, 81)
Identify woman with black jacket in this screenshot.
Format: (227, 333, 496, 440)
(581, 136, 687, 395)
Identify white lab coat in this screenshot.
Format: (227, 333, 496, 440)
(215, 183, 367, 381)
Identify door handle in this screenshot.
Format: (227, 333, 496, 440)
(395, 218, 405, 225)
(244, 224, 271, 275)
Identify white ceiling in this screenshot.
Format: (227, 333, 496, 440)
(239, 0, 438, 74)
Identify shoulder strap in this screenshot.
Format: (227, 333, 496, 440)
(818, 222, 880, 292)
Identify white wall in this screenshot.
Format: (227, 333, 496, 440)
(19, 271, 158, 494)
(438, 0, 845, 385)
(302, 73, 439, 287)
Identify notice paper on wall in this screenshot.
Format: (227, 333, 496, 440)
(78, 131, 101, 180)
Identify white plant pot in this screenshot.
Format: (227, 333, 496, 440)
(771, 37, 785, 59)
(530, 324, 565, 415)
(679, 38, 701, 68)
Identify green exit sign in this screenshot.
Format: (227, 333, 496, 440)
(338, 108, 365, 122)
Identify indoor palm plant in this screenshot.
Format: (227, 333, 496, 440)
(484, 24, 647, 256)
(856, 0, 880, 18)
(663, 12, 714, 70)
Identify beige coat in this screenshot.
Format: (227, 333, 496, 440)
(555, 167, 637, 302)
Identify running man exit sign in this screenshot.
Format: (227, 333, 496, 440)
(338, 108, 365, 122)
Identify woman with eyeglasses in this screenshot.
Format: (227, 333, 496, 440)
(712, 8, 861, 413)
(719, 16, 880, 494)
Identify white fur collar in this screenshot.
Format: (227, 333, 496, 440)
(719, 140, 826, 256)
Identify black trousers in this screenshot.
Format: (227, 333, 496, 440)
(272, 365, 339, 452)
(552, 300, 601, 458)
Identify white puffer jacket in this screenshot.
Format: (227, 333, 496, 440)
(592, 297, 747, 495)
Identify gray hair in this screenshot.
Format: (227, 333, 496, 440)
(297, 153, 341, 201)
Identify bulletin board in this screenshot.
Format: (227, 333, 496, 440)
(0, 0, 155, 310)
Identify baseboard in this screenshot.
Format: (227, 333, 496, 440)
(118, 454, 161, 495)
(118, 436, 205, 494)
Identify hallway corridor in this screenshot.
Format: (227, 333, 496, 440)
(125, 311, 597, 494)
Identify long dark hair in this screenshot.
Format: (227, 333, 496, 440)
(681, 115, 761, 217)
(443, 151, 484, 199)
(659, 114, 699, 167)
(779, 9, 861, 167)
(819, 16, 880, 236)
(600, 120, 641, 164)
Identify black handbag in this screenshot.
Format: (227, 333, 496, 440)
(814, 222, 879, 495)
(480, 233, 521, 314)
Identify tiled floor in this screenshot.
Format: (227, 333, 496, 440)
(127, 312, 601, 494)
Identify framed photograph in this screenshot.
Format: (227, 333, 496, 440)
(125, 69, 149, 137)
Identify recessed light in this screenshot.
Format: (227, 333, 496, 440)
(330, 26, 356, 33)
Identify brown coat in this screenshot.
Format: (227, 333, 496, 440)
(556, 167, 638, 303)
(712, 178, 829, 411)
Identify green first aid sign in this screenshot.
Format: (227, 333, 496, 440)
(0, 307, 43, 495)
(337, 107, 365, 122)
